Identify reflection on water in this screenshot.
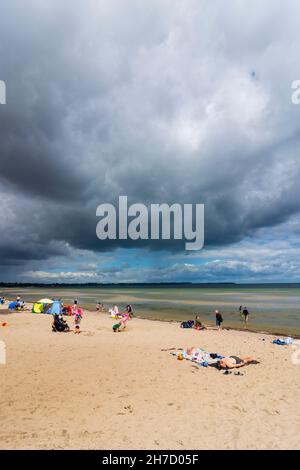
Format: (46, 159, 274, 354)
(1, 285, 300, 336)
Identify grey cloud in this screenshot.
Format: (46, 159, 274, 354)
(1, 0, 300, 274)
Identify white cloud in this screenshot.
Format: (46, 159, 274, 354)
(23, 270, 98, 281)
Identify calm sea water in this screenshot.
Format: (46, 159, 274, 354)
(1, 285, 300, 336)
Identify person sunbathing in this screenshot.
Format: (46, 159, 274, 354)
(217, 356, 258, 369)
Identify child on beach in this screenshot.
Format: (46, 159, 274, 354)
(112, 313, 130, 332)
(74, 308, 83, 334)
(215, 310, 223, 330)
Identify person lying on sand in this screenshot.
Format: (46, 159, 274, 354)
(217, 356, 258, 369)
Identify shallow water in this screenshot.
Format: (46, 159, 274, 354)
(1, 285, 300, 336)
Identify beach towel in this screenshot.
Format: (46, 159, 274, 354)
(170, 348, 223, 366)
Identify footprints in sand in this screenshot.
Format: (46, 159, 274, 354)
(232, 404, 247, 414)
(124, 405, 133, 414)
(262, 408, 281, 416)
(117, 404, 134, 415)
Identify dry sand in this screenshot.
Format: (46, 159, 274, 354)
(0, 304, 299, 450)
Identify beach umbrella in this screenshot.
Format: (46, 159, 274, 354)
(38, 298, 53, 304)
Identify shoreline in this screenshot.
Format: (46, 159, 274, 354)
(134, 314, 300, 339)
(2, 296, 299, 339)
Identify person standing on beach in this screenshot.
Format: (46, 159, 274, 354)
(126, 304, 133, 318)
(215, 310, 223, 330)
(242, 307, 249, 324)
(74, 308, 83, 334)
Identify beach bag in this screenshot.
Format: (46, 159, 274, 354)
(180, 320, 194, 328)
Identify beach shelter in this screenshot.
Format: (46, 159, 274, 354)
(32, 302, 45, 313)
(62, 304, 72, 315)
(38, 298, 53, 304)
(48, 300, 62, 315)
(8, 301, 18, 310)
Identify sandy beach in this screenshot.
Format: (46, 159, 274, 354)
(0, 304, 299, 450)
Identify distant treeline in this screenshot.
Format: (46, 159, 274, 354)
(0, 282, 236, 288)
(0, 282, 299, 289)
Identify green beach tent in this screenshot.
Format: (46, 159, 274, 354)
(32, 302, 44, 313)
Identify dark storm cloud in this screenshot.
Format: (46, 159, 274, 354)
(1, 0, 300, 272)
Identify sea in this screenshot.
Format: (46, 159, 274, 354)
(1, 284, 300, 336)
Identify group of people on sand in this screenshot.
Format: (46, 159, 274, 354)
(181, 306, 258, 371)
(188, 310, 224, 331)
(11, 296, 26, 310)
(188, 306, 251, 332)
(52, 299, 83, 334)
(52, 312, 83, 334)
(108, 304, 133, 316)
(109, 304, 133, 332)
(51, 299, 134, 334)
